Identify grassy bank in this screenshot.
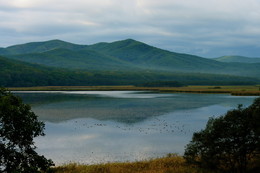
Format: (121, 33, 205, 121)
(50, 155, 209, 173)
(9, 85, 260, 96)
(159, 85, 260, 96)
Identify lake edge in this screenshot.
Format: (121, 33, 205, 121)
(8, 85, 260, 96)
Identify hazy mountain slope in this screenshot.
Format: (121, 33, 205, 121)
(86, 39, 223, 71)
(1, 39, 260, 79)
(0, 55, 136, 86)
(214, 56, 260, 63)
(1, 56, 258, 87)
(0, 39, 86, 55)
(0, 48, 8, 55)
(8, 48, 137, 70)
(0, 56, 91, 86)
(86, 39, 260, 77)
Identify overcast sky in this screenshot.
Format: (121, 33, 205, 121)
(0, 0, 260, 58)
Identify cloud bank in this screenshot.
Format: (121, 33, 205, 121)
(0, 0, 260, 57)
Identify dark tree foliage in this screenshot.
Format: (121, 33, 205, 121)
(184, 97, 260, 173)
(136, 81, 184, 87)
(0, 88, 54, 173)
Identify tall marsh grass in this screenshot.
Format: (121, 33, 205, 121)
(50, 155, 211, 173)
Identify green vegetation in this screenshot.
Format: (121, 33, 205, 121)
(136, 81, 184, 87)
(0, 88, 53, 172)
(1, 55, 258, 87)
(184, 97, 260, 173)
(8, 48, 136, 71)
(1, 39, 260, 88)
(1, 39, 260, 81)
(1, 55, 259, 87)
(0, 39, 85, 55)
(85, 39, 260, 78)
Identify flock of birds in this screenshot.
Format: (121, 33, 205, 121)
(72, 116, 192, 136)
(62, 116, 193, 165)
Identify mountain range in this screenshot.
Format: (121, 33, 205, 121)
(0, 39, 260, 87)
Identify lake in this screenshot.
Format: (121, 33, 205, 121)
(14, 91, 257, 165)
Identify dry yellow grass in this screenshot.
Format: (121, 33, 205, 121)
(50, 155, 207, 173)
(159, 85, 260, 96)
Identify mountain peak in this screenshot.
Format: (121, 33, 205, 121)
(110, 38, 142, 45)
(122, 38, 138, 42)
(2, 39, 86, 55)
(123, 38, 146, 44)
(44, 39, 69, 44)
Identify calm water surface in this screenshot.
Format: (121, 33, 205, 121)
(14, 91, 257, 165)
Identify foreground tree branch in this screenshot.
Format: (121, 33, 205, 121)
(184, 97, 260, 173)
(0, 88, 54, 173)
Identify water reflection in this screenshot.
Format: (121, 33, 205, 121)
(14, 91, 255, 123)
(13, 91, 257, 165)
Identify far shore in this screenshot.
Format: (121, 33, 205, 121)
(8, 85, 260, 96)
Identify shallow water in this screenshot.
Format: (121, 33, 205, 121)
(14, 91, 257, 165)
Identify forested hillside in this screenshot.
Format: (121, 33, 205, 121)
(1, 39, 260, 87)
(1, 56, 258, 87)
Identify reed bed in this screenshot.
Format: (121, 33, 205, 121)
(50, 155, 208, 173)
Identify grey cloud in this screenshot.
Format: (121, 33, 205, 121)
(0, 0, 260, 57)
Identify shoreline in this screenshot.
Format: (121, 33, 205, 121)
(8, 85, 260, 96)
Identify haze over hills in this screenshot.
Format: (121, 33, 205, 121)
(85, 39, 260, 77)
(214, 56, 260, 63)
(7, 48, 137, 71)
(0, 39, 260, 87)
(1, 55, 258, 87)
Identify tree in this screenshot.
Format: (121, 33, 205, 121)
(0, 88, 54, 173)
(184, 97, 260, 173)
